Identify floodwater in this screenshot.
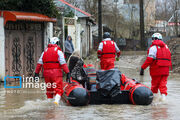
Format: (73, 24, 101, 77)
(1, 54, 180, 120)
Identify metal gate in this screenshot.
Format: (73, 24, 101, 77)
(5, 22, 43, 77)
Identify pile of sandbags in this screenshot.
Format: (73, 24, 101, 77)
(166, 37, 180, 73)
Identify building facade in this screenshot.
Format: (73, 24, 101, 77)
(54, 0, 94, 58)
(0, 11, 55, 81)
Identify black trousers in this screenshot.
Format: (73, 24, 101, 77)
(65, 52, 72, 61)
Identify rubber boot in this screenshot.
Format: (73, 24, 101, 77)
(47, 98, 53, 103)
(54, 94, 61, 105)
(160, 94, 166, 102)
(152, 93, 159, 103)
(153, 93, 157, 100)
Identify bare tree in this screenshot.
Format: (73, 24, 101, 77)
(83, 0, 98, 21)
(65, 0, 79, 7)
(101, 0, 125, 40)
(173, 0, 180, 36)
(79, 0, 125, 39)
(156, 0, 174, 20)
(111, 0, 119, 41)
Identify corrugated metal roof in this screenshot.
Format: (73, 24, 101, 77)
(1, 11, 56, 25)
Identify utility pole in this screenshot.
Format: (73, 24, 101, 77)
(132, 6, 136, 51)
(114, 0, 118, 43)
(175, 0, 179, 37)
(139, 0, 145, 50)
(98, 0, 102, 43)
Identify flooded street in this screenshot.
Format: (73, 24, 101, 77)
(1, 54, 180, 120)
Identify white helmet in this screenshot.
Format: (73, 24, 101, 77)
(50, 37, 59, 44)
(152, 33, 162, 40)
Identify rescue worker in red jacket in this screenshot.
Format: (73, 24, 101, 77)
(34, 37, 70, 105)
(97, 32, 121, 70)
(140, 33, 172, 101)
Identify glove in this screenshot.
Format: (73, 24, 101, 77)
(117, 51, 121, 57)
(116, 57, 119, 61)
(140, 68, 144, 76)
(34, 73, 39, 79)
(97, 50, 102, 58)
(97, 54, 101, 58)
(66, 73, 71, 83)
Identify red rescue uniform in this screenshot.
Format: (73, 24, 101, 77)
(141, 40, 172, 95)
(35, 44, 69, 98)
(97, 39, 120, 70)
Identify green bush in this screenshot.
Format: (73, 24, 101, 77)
(0, 0, 59, 17)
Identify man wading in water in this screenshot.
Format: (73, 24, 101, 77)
(34, 37, 70, 105)
(140, 33, 172, 101)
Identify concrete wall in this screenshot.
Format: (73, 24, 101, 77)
(75, 22, 93, 57)
(87, 23, 93, 51)
(0, 17, 5, 81)
(68, 25, 76, 49)
(44, 22, 53, 49)
(79, 18, 88, 58)
(62, 17, 93, 58)
(89, 25, 93, 50)
(79, 18, 94, 58)
(76, 24, 82, 56)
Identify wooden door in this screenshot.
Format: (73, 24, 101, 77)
(5, 30, 24, 77)
(5, 30, 43, 77)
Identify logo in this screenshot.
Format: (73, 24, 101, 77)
(4, 75, 22, 88)
(4, 75, 57, 90)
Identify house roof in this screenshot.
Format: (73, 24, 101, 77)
(55, 0, 91, 18)
(0, 11, 56, 25)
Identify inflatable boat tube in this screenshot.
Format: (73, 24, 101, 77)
(62, 80, 90, 106)
(121, 74, 153, 105)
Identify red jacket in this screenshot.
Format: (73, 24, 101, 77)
(101, 41, 116, 58)
(35, 44, 69, 77)
(43, 44, 61, 69)
(141, 40, 172, 76)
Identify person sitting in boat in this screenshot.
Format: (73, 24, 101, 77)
(97, 32, 121, 70)
(67, 50, 88, 87)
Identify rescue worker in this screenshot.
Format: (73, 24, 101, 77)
(34, 37, 70, 105)
(140, 33, 172, 101)
(97, 32, 121, 70)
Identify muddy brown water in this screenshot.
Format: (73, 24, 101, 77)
(1, 55, 180, 120)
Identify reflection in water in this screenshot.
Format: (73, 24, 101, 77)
(139, 76, 144, 83)
(1, 55, 180, 120)
(44, 108, 69, 120)
(152, 106, 168, 120)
